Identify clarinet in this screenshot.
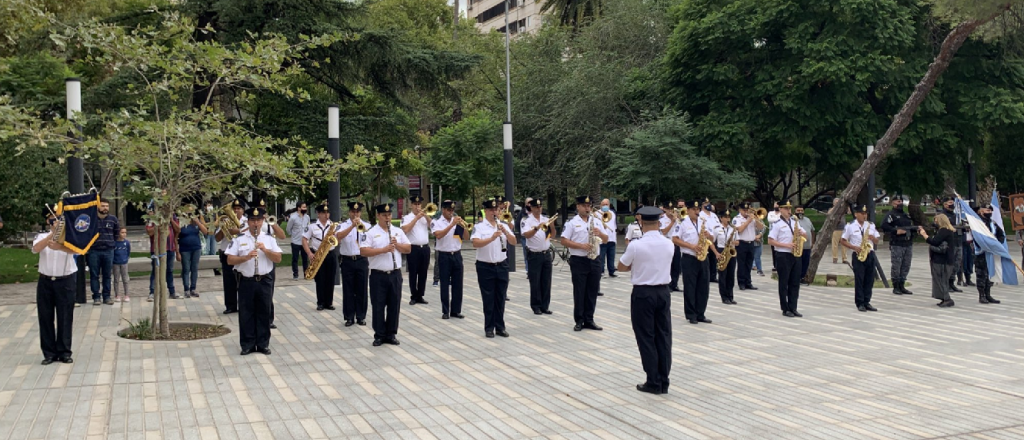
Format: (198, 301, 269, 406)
(384, 225, 397, 270)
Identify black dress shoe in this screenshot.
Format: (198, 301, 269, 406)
(223, 309, 237, 314)
(857, 306, 867, 312)
(533, 310, 542, 315)
(729, 300, 738, 305)
(596, 292, 604, 296)
(416, 299, 429, 305)
(372, 339, 383, 347)
(864, 304, 877, 311)
(240, 348, 254, 355)
(451, 314, 464, 319)
(746, 286, 758, 290)
(495, 330, 509, 337)
(542, 310, 552, 315)
(698, 317, 712, 324)
(791, 311, 803, 317)
(688, 319, 698, 324)
(409, 299, 417, 305)
(345, 320, 355, 327)
(357, 319, 367, 325)
(256, 347, 271, 355)
(573, 323, 583, 332)
(325, 305, 336, 310)
(661, 386, 669, 394)
(316, 305, 324, 311)
(269, 323, 277, 329)
(442, 313, 450, 320)
(636, 383, 664, 395)
(387, 337, 400, 346)
(739, 286, 746, 291)
(59, 357, 73, 364)
(671, 287, 682, 292)
(583, 322, 603, 331)
(41, 358, 55, 365)
(486, 331, 495, 338)
(783, 311, 795, 317)
(609, 273, 617, 278)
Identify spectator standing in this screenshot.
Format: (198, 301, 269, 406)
(287, 202, 310, 279)
(87, 201, 120, 305)
(113, 228, 131, 302)
(177, 210, 208, 298)
(146, 212, 180, 301)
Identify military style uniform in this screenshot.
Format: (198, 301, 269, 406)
(561, 196, 611, 331)
(34, 214, 78, 365)
(521, 198, 553, 315)
(217, 199, 246, 314)
(699, 198, 722, 282)
(472, 200, 514, 337)
(673, 200, 712, 324)
(303, 204, 338, 310)
(401, 196, 431, 305)
(842, 207, 881, 311)
(619, 206, 674, 395)
(227, 206, 281, 355)
(879, 204, 915, 294)
(974, 207, 1004, 304)
(731, 203, 760, 290)
(768, 200, 804, 317)
(432, 200, 466, 318)
(714, 211, 738, 304)
(361, 204, 411, 346)
(338, 202, 369, 325)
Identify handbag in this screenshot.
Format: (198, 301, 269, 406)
(929, 242, 948, 254)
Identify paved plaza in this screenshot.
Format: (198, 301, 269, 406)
(2, 244, 1024, 439)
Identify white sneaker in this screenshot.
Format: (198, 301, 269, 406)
(122, 296, 130, 302)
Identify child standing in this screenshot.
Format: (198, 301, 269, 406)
(113, 228, 131, 302)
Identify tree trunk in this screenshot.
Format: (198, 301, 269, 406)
(453, 0, 459, 41)
(805, 11, 1005, 281)
(156, 224, 170, 337)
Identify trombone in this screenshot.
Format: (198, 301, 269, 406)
(538, 213, 559, 233)
(423, 202, 438, 217)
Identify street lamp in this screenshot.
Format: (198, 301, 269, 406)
(502, 0, 517, 271)
(66, 78, 87, 303)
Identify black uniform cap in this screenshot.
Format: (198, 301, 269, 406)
(440, 200, 455, 209)
(528, 198, 542, 207)
(347, 201, 363, 211)
(778, 199, 794, 208)
(739, 202, 752, 210)
(410, 196, 424, 203)
(375, 204, 392, 214)
(231, 198, 244, 208)
(314, 201, 329, 213)
(685, 200, 701, 210)
(575, 195, 592, 205)
(853, 204, 869, 213)
(245, 206, 266, 219)
(637, 206, 662, 221)
(482, 199, 499, 209)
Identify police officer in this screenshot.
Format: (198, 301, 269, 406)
(699, 197, 722, 283)
(767, 200, 806, 317)
(879, 196, 917, 295)
(521, 198, 554, 315)
(731, 202, 762, 291)
(215, 199, 246, 314)
(361, 204, 412, 347)
(672, 200, 720, 324)
(337, 202, 370, 326)
(34, 211, 78, 365)
(715, 209, 739, 305)
(939, 197, 966, 292)
(401, 196, 431, 306)
(661, 200, 682, 292)
(974, 204, 1003, 305)
(841, 204, 881, 312)
(226, 205, 282, 355)
(302, 202, 340, 311)
(617, 206, 673, 395)
(560, 196, 610, 332)
(432, 200, 468, 319)
(472, 199, 518, 337)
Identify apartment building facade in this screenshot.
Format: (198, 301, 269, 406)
(468, 0, 544, 34)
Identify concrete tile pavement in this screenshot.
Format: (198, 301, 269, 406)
(1, 244, 1024, 439)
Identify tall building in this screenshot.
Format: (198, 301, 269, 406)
(468, 0, 543, 34)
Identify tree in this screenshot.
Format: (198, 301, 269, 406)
(426, 110, 504, 201)
(541, 0, 605, 29)
(804, 2, 1019, 281)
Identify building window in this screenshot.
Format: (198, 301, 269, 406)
(476, 0, 519, 24)
(497, 18, 528, 34)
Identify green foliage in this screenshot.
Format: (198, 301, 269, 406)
(608, 111, 753, 201)
(541, 0, 605, 28)
(427, 111, 503, 200)
(118, 317, 154, 340)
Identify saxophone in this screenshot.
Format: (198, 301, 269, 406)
(304, 222, 339, 279)
(716, 227, 738, 271)
(695, 221, 713, 262)
(856, 223, 873, 262)
(587, 216, 602, 260)
(792, 221, 808, 257)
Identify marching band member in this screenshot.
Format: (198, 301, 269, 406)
(472, 199, 518, 337)
(624, 207, 643, 245)
(431, 200, 468, 320)
(401, 196, 431, 306)
(731, 202, 762, 291)
(715, 210, 739, 305)
(561, 196, 610, 332)
(841, 204, 881, 312)
(302, 202, 339, 312)
(226, 205, 282, 355)
(617, 206, 674, 395)
(663, 200, 682, 292)
(34, 211, 78, 365)
(361, 204, 412, 347)
(337, 202, 370, 326)
(521, 198, 554, 315)
(598, 198, 618, 278)
(768, 200, 805, 317)
(672, 200, 719, 325)
(699, 198, 722, 283)
(215, 199, 246, 314)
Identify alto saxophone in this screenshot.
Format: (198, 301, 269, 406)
(304, 222, 339, 279)
(792, 223, 808, 257)
(716, 227, 738, 271)
(856, 224, 872, 262)
(696, 221, 714, 262)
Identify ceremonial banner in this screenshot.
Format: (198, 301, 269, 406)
(1010, 193, 1024, 231)
(58, 192, 100, 255)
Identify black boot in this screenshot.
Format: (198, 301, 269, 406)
(900, 281, 913, 295)
(985, 283, 1000, 304)
(980, 291, 990, 304)
(950, 280, 962, 292)
(893, 281, 903, 295)
(964, 274, 976, 286)
(957, 273, 963, 286)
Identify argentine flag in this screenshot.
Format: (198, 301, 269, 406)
(955, 196, 1018, 286)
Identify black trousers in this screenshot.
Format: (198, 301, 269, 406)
(290, 243, 309, 277)
(716, 247, 736, 302)
(313, 251, 338, 307)
(341, 255, 369, 320)
(37, 275, 75, 360)
(238, 275, 273, 351)
(851, 251, 876, 307)
(706, 254, 718, 282)
(408, 245, 430, 300)
(438, 252, 464, 315)
(976, 253, 993, 294)
(631, 284, 671, 389)
(526, 250, 553, 312)
(775, 252, 800, 312)
(369, 269, 402, 340)
(569, 256, 602, 324)
(476, 261, 509, 332)
(680, 254, 709, 321)
(219, 252, 238, 311)
(669, 246, 681, 290)
(736, 242, 754, 288)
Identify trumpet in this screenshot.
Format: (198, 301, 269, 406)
(754, 207, 767, 219)
(423, 202, 438, 217)
(354, 218, 367, 233)
(455, 217, 473, 232)
(266, 215, 277, 226)
(538, 213, 559, 233)
(499, 201, 513, 223)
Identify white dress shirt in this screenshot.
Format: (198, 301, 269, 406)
(401, 212, 430, 245)
(699, 210, 722, 236)
(226, 232, 281, 277)
(600, 210, 617, 243)
(33, 233, 77, 278)
(303, 219, 336, 252)
(714, 224, 736, 248)
(560, 214, 609, 257)
(731, 213, 758, 242)
(768, 216, 804, 254)
(659, 215, 672, 235)
(619, 230, 673, 286)
(520, 214, 552, 252)
(672, 216, 707, 257)
(842, 220, 880, 251)
(361, 224, 410, 271)
(472, 220, 512, 263)
(287, 212, 310, 245)
(624, 222, 643, 242)
(431, 216, 463, 252)
(336, 219, 362, 256)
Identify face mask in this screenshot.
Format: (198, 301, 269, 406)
(601, 206, 610, 212)
(796, 213, 804, 218)
(705, 205, 712, 211)
(300, 209, 307, 214)
(983, 213, 992, 219)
